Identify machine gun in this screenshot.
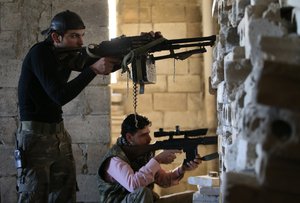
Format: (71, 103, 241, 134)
(121, 126, 219, 165)
(55, 34, 216, 93)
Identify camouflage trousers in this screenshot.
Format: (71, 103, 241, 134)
(15, 121, 77, 203)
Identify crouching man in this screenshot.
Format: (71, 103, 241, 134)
(97, 114, 201, 203)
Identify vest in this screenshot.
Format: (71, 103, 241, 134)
(97, 144, 129, 203)
(98, 144, 155, 202)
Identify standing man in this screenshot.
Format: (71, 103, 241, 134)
(97, 114, 201, 203)
(16, 10, 119, 202)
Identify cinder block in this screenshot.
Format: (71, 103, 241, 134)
(156, 59, 188, 75)
(256, 61, 300, 111)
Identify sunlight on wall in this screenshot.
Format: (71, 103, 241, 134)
(108, 0, 117, 83)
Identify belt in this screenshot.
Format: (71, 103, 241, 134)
(19, 121, 64, 134)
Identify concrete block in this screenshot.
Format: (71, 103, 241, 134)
(64, 115, 110, 144)
(0, 88, 18, 116)
(260, 35, 300, 65)
(222, 171, 300, 203)
(244, 5, 287, 65)
(188, 175, 220, 187)
(258, 153, 300, 195)
(256, 61, 300, 111)
(153, 93, 187, 111)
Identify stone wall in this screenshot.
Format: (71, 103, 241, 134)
(0, 0, 110, 202)
(111, 0, 219, 196)
(212, 0, 300, 202)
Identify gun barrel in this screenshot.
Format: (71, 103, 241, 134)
(154, 128, 208, 137)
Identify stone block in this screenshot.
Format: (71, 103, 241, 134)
(154, 23, 187, 39)
(152, 6, 185, 23)
(120, 23, 152, 36)
(64, 115, 110, 144)
(124, 93, 153, 113)
(258, 154, 300, 195)
(256, 61, 300, 111)
(189, 57, 204, 75)
(236, 139, 256, 171)
(63, 86, 110, 116)
(86, 144, 109, 174)
(142, 75, 167, 93)
(76, 174, 99, 202)
(153, 93, 187, 111)
(260, 35, 300, 65)
(0, 31, 18, 59)
(0, 176, 18, 203)
(1, 3, 22, 30)
(193, 191, 219, 202)
(188, 93, 204, 111)
(224, 58, 252, 100)
(0, 145, 16, 176)
(198, 186, 220, 196)
(244, 5, 287, 65)
(222, 171, 300, 203)
(0, 88, 18, 116)
(156, 58, 188, 75)
(0, 59, 21, 87)
(164, 111, 199, 129)
(211, 60, 224, 88)
(0, 117, 18, 145)
(168, 75, 202, 92)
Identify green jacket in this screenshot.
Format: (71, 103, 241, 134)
(97, 144, 130, 203)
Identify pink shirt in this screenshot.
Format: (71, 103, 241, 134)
(104, 157, 183, 192)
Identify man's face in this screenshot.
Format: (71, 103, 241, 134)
(56, 29, 85, 48)
(127, 125, 152, 146)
